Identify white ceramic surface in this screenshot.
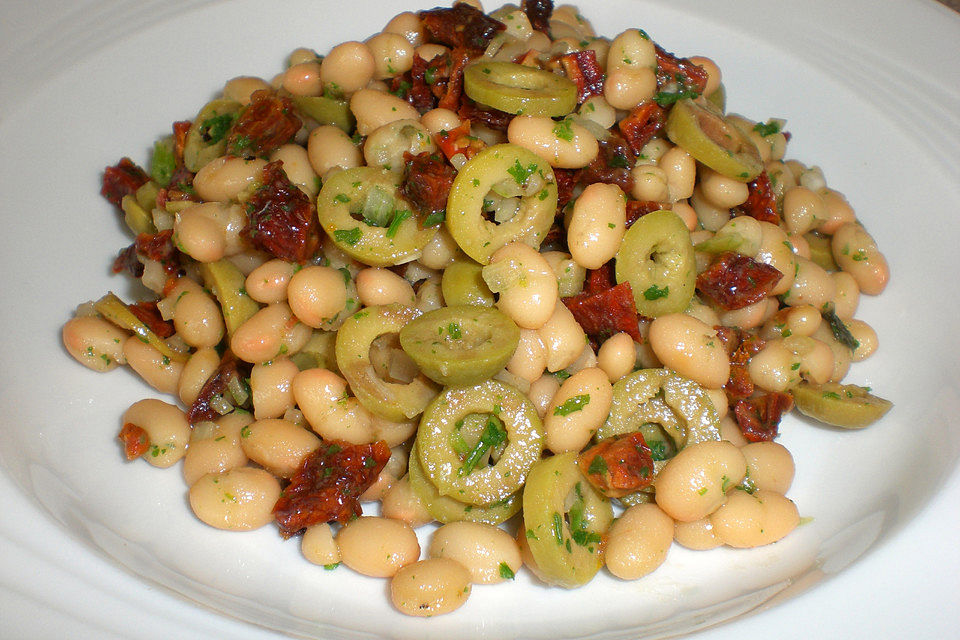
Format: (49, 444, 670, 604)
(1, 1, 959, 638)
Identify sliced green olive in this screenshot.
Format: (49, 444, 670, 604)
(399, 306, 519, 387)
(183, 98, 242, 172)
(200, 260, 261, 337)
(665, 97, 762, 182)
(416, 379, 543, 505)
(445, 143, 557, 264)
(407, 441, 520, 525)
(289, 330, 338, 372)
(463, 61, 577, 118)
(804, 232, 839, 272)
(94, 292, 187, 363)
(317, 166, 436, 267)
(522, 452, 612, 588)
(290, 94, 354, 133)
(615, 209, 696, 317)
(792, 381, 892, 429)
(441, 259, 495, 308)
(598, 368, 721, 471)
(334, 304, 438, 422)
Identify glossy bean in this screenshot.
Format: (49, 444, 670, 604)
(62, 316, 127, 372)
(429, 521, 522, 584)
(567, 182, 627, 269)
(390, 558, 471, 617)
(544, 367, 613, 453)
(188, 467, 281, 531)
(647, 313, 730, 389)
(337, 516, 420, 578)
(605, 503, 674, 580)
(507, 115, 599, 169)
(710, 489, 799, 548)
(655, 441, 747, 522)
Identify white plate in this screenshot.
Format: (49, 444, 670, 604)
(2, 0, 959, 638)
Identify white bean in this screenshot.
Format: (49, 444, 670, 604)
(647, 313, 730, 389)
(428, 521, 522, 584)
(390, 558, 471, 617)
(544, 367, 613, 454)
(337, 516, 420, 578)
(188, 467, 281, 531)
(605, 503, 674, 580)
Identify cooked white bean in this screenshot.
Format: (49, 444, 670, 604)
(269, 144, 319, 199)
(710, 489, 799, 548)
(674, 516, 723, 550)
(630, 164, 670, 202)
(177, 346, 221, 406)
(831, 222, 889, 295)
(320, 41, 375, 94)
(366, 32, 415, 80)
(121, 398, 190, 468)
(705, 387, 729, 420)
(578, 96, 616, 130)
(699, 166, 749, 209)
(189, 467, 281, 531)
(350, 88, 420, 136)
(830, 271, 860, 320)
(605, 503, 674, 580)
(420, 108, 461, 135)
(567, 183, 626, 269)
(811, 322, 853, 383)
(429, 521, 522, 584)
(245, 259, 295, 304)
(281, 60, 322, 96)
(602, 67, 657, 110)
(483, 242, 558, 330)
(647, 313, 730, 389)
(301, 523, 341, 567)
(507, 115, 599, 169)
(223, 76, 271, 105)
(123, 336, 184, 394)
(182, 418, 249, 486)
(746, 339, 799, 393)
(717, 297, 778, 331)
(741, 441, 795, 494)
(383, 11, 424, 47)
(544, 367, 613, 453)
(170, 280, 225, 348)
(597, 332, 635, 382)
(62, 316, 127, 372)
(240, 418, 320, 478)
(173, 201, 247, 263)
(816, 188, 857, 235)
(337, 516, 420, 578)
(783, 256, 836, 309)
(688, 55, 722, 96)
(287, 266, 348, 329)
(760, 304, 822, 340)
(230, 303, 311, 364)
(360, 446, 407, 502)
(293, 368, 378, 443)
(847, 318, 878, 361)
(718, 415, 749, 447)
(607, 28, 656, 73)
(527, 373, 561, 419)
(755, 221, 797, 295)
(193, 156, 267, 203)
(381, 474, 433, 528)
(356, 267, 416, 307)
(655, 441, 747, 522)
(390, 558, 472, 617)
(781, 186, 827, 236)
(250, 357, 299, 419)
(307, 125, 362, 178)
(537, 300, 587, 372)
(660, 146, 696, 202)
(506, 328, 548, 383)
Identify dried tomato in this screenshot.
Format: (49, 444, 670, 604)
(618, 101, 666, 155)
(273, 440, 391, 537)
(721, 328, 766, 402)
(563, 281, 642, 344)
(521, 0, 553, 32)
(736, 171, 780, 224)
(187, 351, 250, 424)
(625, 200, 664, 228)
(101, 157, 150, 208)
(400, 152, 457, 223)
(457, 99, 513, 132)
(583, 261, 615, 295)
(420, 3, 505, 49)
(559, 50, 605, 103)
(438, 47, 477, 112)
(434, 121, 485, 161)
(118, 423, 150, 460)
(734, 392, 794, 442)
(112, 244, 144, 278)
(225, 90, 301, 159)
(135, 229, 181, 274)
(243, 160, 320, 263)
(578, 432, 655, 498)
(696, 251, 783, 310)
(553, 168, 579, 212)
(128, 301, 174, 339)
(654, 44, 708, 95)
(172, 120, 191, 165)
(578, 135, 635, 194)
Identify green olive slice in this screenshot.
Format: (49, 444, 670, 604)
(399, 306, 519, 387)
(615, 209, 696, 317)
(407, 441, 520, 525)
(334, 304, 438, 422)
(441, 259, 495, 308)
(317, 166, 436, 267)
(792, 381, 892, 429)
(445, 143, 557, 264)
(290, 94, 354, 133)
(522, 452, 612, 588)
(598, 368, 721, 472)
(463, 62, 577, 118)
(665, 97, 762, 182)
(183, 98, 242, 172)
(416, 379, 543, 505)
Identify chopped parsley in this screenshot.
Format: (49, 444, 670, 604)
(447, 322, 462, 339)
(457, 415, 507, 477)
(822, 305, 860, 351)
(587, 455, 608, 476)
(423, 209, 446, 227)
(507, 158, 538, 186)
(653, 88, 700, 107)
(553, 394, 591, 416)
(643, 284, 670, 300)
(752, 120, 783, 137)
(334, 227, 362, 245)
(385, 209, 411, 238)
(498, 562, 516, 580)
(552, 118, 575, 141)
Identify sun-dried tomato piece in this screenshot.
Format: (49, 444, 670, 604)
(112, 244, 144, 278)
(563, 281, 642, 343)
(400, 152, 457, 223)
(578, 432, 655, 498)
(579, 135, 635, 194)
(225, 90, 301, 159)
(172, 120, 191, 164)
(118, 423, 150, 460)
(625, 200, 664, 228)
(434, 120, 485, 161)
(438, 47, 477, 112)
(734, 392, 794, 442)
(553, 168, 579, 213)
(101, 157, 150, 208)
(522, 0, 553, 32)
(654, 44, 708, 95)
(736, 171, 780, 224)
(696, 251, 783, 311)
(127, 301, 175, 339)
(243, 160, 320, 263)
(187, 351, 250, 424)
(583, 261, 615, 295)
(274, 440, 391, 537)
(420, 3, 505, 49)
(618, 101, 666, 155)
(457, 99, 513, 132)
(135, 229, 181, 274)
(722, 328, 766, 402)
(560, 50, 605, 103)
